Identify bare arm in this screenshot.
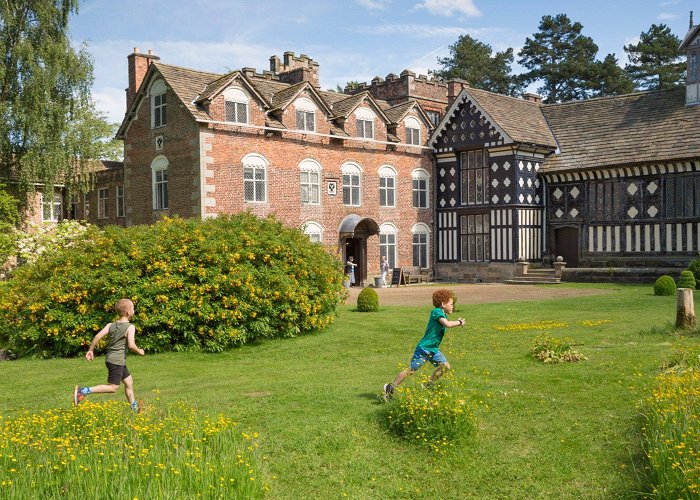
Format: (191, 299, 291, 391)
(126, 325, 145, 356)
(86, 323, 111, 361)
(439, 317, 465, 329)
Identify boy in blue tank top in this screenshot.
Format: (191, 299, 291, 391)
(383, 288, 464, 401)
(73, 298, 145, 411)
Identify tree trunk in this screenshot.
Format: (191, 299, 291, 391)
(676, 288, 696, 330)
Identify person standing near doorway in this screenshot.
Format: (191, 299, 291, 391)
(346, 256, 357, 286)
(380, 255, 389, 288)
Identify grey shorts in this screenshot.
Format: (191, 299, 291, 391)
(106, 362, 131, 385)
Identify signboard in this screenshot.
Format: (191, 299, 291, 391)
(390, 267, 405, 287)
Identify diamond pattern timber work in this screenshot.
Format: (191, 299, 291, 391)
(647, 206, 658, 217)
(556, 209, 564, 218)
(627, 183, 638, 195)
(627, 206, 638, 218)
(647, 181, 658, 194)
(553, 188, 563, 200)
(570, 186, 580, 199)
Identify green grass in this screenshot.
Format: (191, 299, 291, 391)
(1, 283, 698, 498)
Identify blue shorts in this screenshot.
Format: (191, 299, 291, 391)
(409, 346, 447, 371)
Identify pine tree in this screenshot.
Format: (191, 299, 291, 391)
(624, 23, 685, 90)
(517, 14, 601, 103)
(0, 0, 113, 205)
(433, 34, 522, 96)
(590, 54, 636, 97)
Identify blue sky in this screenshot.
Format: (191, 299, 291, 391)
(69, 0, 698, 123)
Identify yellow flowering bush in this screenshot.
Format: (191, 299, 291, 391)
(0, 213, 345, 357)
(0, 400, 266, 498)
(380, 373, 480, 453)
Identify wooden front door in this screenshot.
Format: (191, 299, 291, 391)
(555, 227, 579, 266)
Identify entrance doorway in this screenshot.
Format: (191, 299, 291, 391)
(339, 215, 379, 287)
(345, 238, 365, 287)
(554, 227, 579, 266)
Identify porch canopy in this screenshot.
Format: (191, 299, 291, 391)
(339, 214, 379, 238)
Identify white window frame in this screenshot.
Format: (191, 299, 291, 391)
(412, 169, 430, 209)
(300, 159, 321, 205)
(83, 193, 89, 219)
(405, 117, 421, 145)
(379, 223, 398, 269)
(302, 221, 323, 243)
(42, 191, 62, 222)
(243, 153, 268, 203)
(378, 165, 397, 208)
(150, 80, 167, 129)
(412, 223, 430, 268)
(98, 188, 109, 219)
(116, 185, 125, 218)
(151, 156, 169, 210)
(354, 107, 375, 139)
(224, 87, 249, 124)
(294, 97, 316, 132)
(341, 162, 362, 207)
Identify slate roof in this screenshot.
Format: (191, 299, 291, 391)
(464, 87, 557, 148)
(153, 63, 221, 122)
(541, 87, 700, 173)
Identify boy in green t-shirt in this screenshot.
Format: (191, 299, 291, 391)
(73, 298, 145, 411)
(383, 288, 464, 401)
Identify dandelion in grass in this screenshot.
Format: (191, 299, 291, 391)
(494, 320, 568, 332)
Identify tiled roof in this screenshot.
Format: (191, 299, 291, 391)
(541, 87, 700, 173)
(465, 87, 557, 147)
(269, 81, 308, 109)
(383, 101, 417, 123)
(330, 93, 367, 118)
(196, 71, 240, 102)
(153, 63, 220, 121)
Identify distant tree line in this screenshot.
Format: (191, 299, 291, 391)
(432, 13, 687, 103)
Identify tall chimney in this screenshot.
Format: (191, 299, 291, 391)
(126, 47, 160, 110)
(680, 13, 700, 105)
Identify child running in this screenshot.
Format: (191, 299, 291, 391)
(383, 288, 464, 401)
(73, 298, 145, 411)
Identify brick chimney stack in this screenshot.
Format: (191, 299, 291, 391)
(523, 93, 543, 104)
(447, 79, 469, 105)
(269, 51, 319, 87)
(126, 48, 160, 110)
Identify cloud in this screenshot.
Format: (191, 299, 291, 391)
(357, 23, 468, 38)
(656, 12, 678, 21)
(413, 0, 481, 17)
(355, 0, 390, 10)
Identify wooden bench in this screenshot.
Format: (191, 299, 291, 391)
(403, 266, 425, 284)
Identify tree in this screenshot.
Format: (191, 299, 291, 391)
(590, 54, 636, 97)
(624, 23, 685, 90)
(518, 14, 602, 103)
(0, 0, 113, 206)
(433, 34, 522, 96)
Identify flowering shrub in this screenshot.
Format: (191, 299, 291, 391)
(530, 334, 586, 363)
(0, 213, 345, 357)
(641, 368, 700, 498)
(0, 399, 266, 497)
(16, 220, 95, 264)
(380, 373, 480, 453)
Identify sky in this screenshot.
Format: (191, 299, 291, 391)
(68, 0, 698, 124)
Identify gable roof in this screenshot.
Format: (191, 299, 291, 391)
(541, 87, 700, 173)
(330, 91, 390, 123)
(429, 87, 557, 149)
(680, 23, 700, 49)
(383, 100, 433, 128)
(194, 71, 269, 108)
(268, 81, 333, 115)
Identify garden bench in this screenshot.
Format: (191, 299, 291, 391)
(403, 266, 425, 284)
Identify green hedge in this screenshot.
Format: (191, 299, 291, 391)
(654, 275, 677, 296)
(0, 214, 345, 358)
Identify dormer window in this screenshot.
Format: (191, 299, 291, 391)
(354, 107, 375, 139)
(405, 117, 421, 145)
(294, 97, 316, 132)
(224, 87, 249, 124)
(150, 80, 167, 129)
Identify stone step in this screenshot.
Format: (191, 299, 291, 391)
(504, 277, 561, 285)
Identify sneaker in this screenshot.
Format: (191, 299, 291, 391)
(131, 400, 144, 413)
(383, 383, 394, 402)
(73, 385, 86, 406)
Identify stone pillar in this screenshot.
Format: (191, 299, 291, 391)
(553, 256, 567, 279)
(515, 260, 528, 277)
(676, 288, 696, 329)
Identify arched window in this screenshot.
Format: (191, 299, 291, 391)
(379, 223, 398, 268)
(242, 153, 268, 203)
(150, 80, 167, 128)
(302, 221, 323, 243)
(412, 168, 429, 208)
(404, 116, 421, 145)
(378, 165, 397, 207)
(341, 162, 362, 206)
(300, 159, 321, 205)
(224, 87, 249, 124)
(412, 223, 431, 268)
(151, 156, 169, 210)
(294, 97, 316, 132)
(354, 107, 375, 139)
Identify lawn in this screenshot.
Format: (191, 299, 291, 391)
(1, 283, 697, 498)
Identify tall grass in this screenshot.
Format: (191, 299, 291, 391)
(0, 399, 266, 498)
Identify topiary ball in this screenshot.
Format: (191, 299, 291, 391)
(654, 275, 677, 296)
(357, 287, 379, 312)
(678, 270, 697, 290)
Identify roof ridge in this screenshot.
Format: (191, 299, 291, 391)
(154, 61, 222, 77)
(543, 87, 682, 107)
